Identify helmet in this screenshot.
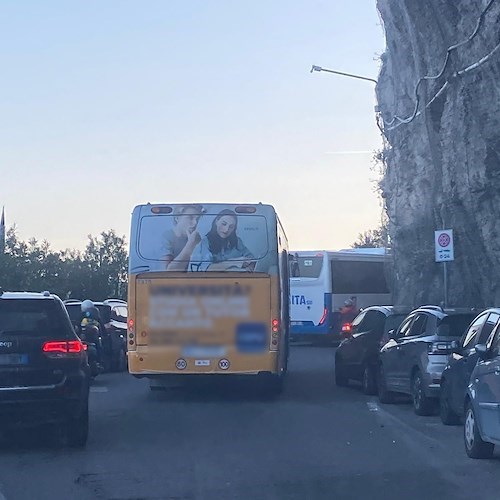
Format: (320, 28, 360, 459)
(343, 299, 354, 307)
(81, 299, 94, 312)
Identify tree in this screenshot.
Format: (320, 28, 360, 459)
(352, 222, 389, 249)
(83, 230, 128, 300)
(0, 226, 128, 300)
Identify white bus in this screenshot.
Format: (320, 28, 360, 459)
(289, 248, 392, 341)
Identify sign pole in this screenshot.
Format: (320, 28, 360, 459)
(443, 261, 448, 308)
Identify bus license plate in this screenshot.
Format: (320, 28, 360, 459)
(194, 360, 210, 367)
(182, 346, 226, 358)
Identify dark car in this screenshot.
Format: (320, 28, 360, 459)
(378, 306, 479, 415)
(440, 308, 500, 425)
(64, 300, 127, 372)
(335, 306, 410, 394)
(0, 291, 90, 446)
(464, 320, 500, 458)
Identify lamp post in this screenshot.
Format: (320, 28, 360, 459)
(310, 65, 378, 84)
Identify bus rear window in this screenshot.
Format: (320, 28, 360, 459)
(290, 256, 323, 278)
(331, 261, 390, 294)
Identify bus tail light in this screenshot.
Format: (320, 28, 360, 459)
(128, 318, 136, 349)
(271, 319, 280, 351)
(318, 308, 328, 325)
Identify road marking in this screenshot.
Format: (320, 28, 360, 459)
(90, 386, 108, 393)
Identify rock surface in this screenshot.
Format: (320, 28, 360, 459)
(376, 0, 500, 307)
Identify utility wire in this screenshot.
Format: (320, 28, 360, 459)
(386, 38, 500, 132)
(383, 0, 497, 129)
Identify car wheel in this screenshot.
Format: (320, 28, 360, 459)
(377, 364, 395, 404)
(464, 401, 495, 459)
(412, 370, 435, 416)
(66, 403, 89, 448)
(362, 363, 377, 395)
(439, 380, 460, 425)
(335, 358, 349, 387)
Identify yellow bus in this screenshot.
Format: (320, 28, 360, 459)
(127, 203, 290, 395)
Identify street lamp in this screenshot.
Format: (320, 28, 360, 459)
(310, 65, 377, 84)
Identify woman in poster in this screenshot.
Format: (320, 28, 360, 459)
(189, 209, 255, 271)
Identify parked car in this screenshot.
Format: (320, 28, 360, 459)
(64, 300, 127, 372)
(464, 321, 500, 458)
(378, 306, 478, 415)
(0, 291, 90, 446)
(335, 306, 410, 394)
(440, 308, 500, 425)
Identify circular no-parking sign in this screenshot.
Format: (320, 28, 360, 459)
(438, 233, 451, 247)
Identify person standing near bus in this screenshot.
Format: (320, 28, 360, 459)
(162, 204, 204, 271)
(190, 209, 255, 271)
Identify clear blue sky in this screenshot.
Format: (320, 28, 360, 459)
(0, 1, 385, 251)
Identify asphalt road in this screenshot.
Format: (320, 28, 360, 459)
(0, 346, 499, 500)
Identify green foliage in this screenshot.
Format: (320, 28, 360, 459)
(352, 223, 389, 249)
(0, 226, 128, 301)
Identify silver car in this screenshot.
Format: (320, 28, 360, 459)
(378, 306, 477, 415)
(464, 322, 500, 458)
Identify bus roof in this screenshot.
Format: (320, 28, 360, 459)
(290, 248, 391, 257)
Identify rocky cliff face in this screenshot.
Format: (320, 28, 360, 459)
(376, 0, 500, 307)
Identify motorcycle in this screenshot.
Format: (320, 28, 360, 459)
(79, 324, 104, 378)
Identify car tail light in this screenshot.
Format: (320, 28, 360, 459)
(318, 308, 328, 326)
(43, 341, 85, 357)
(428, 342, 452, 354)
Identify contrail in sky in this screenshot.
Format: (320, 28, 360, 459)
(324, 150, 373, 155)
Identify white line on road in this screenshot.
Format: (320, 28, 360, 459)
(90, 386, 109, 393)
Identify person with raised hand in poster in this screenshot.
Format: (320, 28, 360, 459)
(162, 204, 204, 271)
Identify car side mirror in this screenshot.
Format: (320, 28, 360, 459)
(475, 343, 489, 360)
(388, 329, 397, 340)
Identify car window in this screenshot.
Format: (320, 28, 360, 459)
(0, 299, 71, 338)
(438, 314, 477, 337)
(351, 311, 366, 328)
(397, 315, 415, 336)
(384, 314, 407, 336)
(406, 313, 427, 337)
(478, 312, 500, 344)
(357, 311, 384, 334)
(462, 313, 488, 348)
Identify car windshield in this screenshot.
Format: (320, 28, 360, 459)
(0, 299, 69, 338)
(437, 314, 477, 337)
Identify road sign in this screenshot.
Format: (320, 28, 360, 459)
(435, 229, 454, 262)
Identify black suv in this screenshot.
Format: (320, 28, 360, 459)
(0, 291, 90, 446)
(335, 306, 410, 394)
(440, 308, 500, 425)
(378, 306, 478, 415)
(64, 300, 127, 372)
